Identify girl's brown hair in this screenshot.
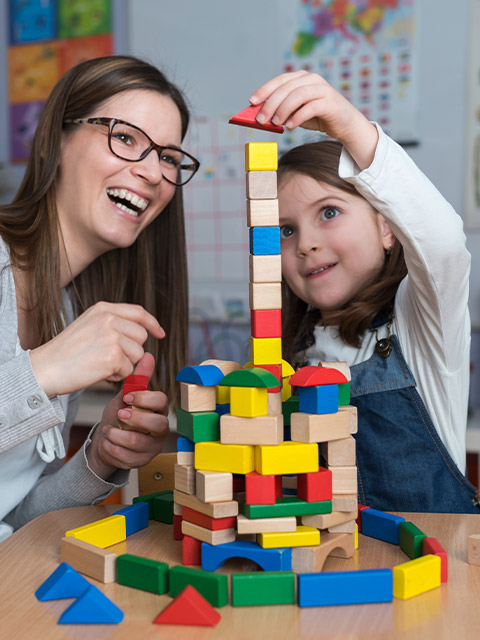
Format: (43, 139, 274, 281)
(278, 140, 407, 367)
(0, 55, 190, 405)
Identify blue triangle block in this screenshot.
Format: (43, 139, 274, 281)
(35, 562, 90, 601)
(58, 584, 124, 624)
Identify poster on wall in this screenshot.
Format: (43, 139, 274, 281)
(465, 0, 480, 229)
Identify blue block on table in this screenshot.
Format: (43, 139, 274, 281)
(58, 584, 124, 624)
(113, 501, 149, 536)
(297, 569, 393, 607)
(35, 562, 90, 601)
(361, 508, 406, 545)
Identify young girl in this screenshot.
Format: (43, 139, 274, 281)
(0, 55, 198, 538)
(249, 71, 479, 513)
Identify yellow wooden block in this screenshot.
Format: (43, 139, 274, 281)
(255, 441, 318, 475)
(246, 199, 279, 226)
(65, 515, 126, 549)
(195, 441, 255, 474)
(249, 254, 282, 283)
(257, 525, 320, 549)
(245, 142, 278, 171)
(393, 555, 441, 599)
(355, 523, 359, 549)
(282, 376, 292, 401)
(251, 337, 282, 365)
(216, 384, 230, 404)
(230, 386, 268, 417)
(249, 282, 282, 310)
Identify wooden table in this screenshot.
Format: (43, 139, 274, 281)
(1, 506, 480, 639)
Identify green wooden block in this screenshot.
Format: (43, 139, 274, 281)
(133, 490, 172, 519)
(220, 368, 280, 388)
(169, 566, 228, 607)
(399, 521, 427, 559)
(176, 407, 220, 442)
(242, 496, 332, 519)
(338, 382, 350, 406)
(231, 571, 295, 606)
(117, 554, 169, 594)
(152, 491, 174, 524)
(282, 396, 300, 427)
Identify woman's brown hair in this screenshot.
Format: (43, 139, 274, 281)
(278, 140, 407, 368)
(0, 55, 190, 405)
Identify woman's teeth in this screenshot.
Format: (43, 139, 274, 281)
(106, 188, 148, 216)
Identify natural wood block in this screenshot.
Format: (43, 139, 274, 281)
(322, 436, 356, 466)
(180, 383, 216, 412)
(220, 413, 283, 445)
(173, 502, 183, 516)
(319, 361, 351, 381)
(291, 531, 355, 573)
(246, 170, 277, 199)
(339, 405, 358, 434)
(290, 410, 352, 443)
(246, 199, 279, 226)
(199, 359, 242, 375)
(267, 392, 283, 416)
(249, 282, 282, 310)
(174, 464, 196, 494)
(249, 254, 282, 284)
(196, 470, 233, 503)
(60, 537, 117, 583)
(181, 520, 236, 546)
(330, 466, 358, 495)
(173, 489, 238, 518)
(332, 493, 358, 512)
(468, 534, 480, 565)
(245, 142, 278, 171)
(328, 520, 356, 534)
(237, 514, 297, 535)
(177, 451, 195, 466)
(302, 510, 357, 530)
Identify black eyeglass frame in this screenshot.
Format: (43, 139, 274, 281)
(63, 117, 200, 186)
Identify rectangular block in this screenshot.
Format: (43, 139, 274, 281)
(249, 254, 282, 285)
(258, 525, 320, 549)
(60, 537, 117, 583)
(152, 491, 174, 524)
(249, 226, 281, 255)
(177, 451, 195, 466)
(196, 470, 233, 503)
(237, 514, 297, 535)
(220, 413, 284, 448)
(361, 508, 406, 545)
(65, 515, 126, 549)
(302, 510, 357, 530)
(195, 441, 255, 474)
(232, 571, 295, 606)
(113, 502, 149, 536)
(182, 506, 237, 531)
(243, 496, 332, 519)
(339, 405, 358, 434)
(330, 466, 358, 495)
(322, 436, 356, 466)
(174, 463, 195, 494)
(467, 534, 480, 566)
(332, 493, 358, 512)
(290, 410, 352, 443)
(245, 142, 278, 171)
(176, 408, 219, 443)
(133, 490, 173, 519)
(177, 435, 195, 452)
(180, 382, 216, 412)
(181, 520, 236, 546)
(174, 489, 238, 519)
(298, 569, 393, 607)
(399, 521, 427, 559)
(249, 282, 282, 310)
(117, 554, 169, 594)
(392, 555, 441, 599)
(255, 441, 318, 475)
(328, 520, 356, 534)
(169, 565, 229, 607)
(246, 170, 277, 199)
(246, 199, 279, 226)
(422, 537, 448, 582)
(251, 336, 282, 365)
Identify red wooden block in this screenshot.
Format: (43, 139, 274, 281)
(123, 374, 149, 403)
(357, 504, 370, 532)
(245, 472, 276, 505)
(229, 103, 284, 134)
(423, 537, 448, 582)
(173, 514, 184, 541)
(182, 506, 237, 531)
(289, 366, 348, 387)
(153, 585, 221, 627)
(182, 535, 202, 566)
(297, 468, 332, 502)
(275, 475, 283, 498)
(251, 309, 282, 339)
(250, 363, 282, 393)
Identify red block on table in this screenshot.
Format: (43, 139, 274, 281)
(229, 103, 284, 134)
(297, 468, 332, 502)
(423, 537, 448, 582)
(153, 585, 221, 627)
(182, 535, 202, 566)
(173, 514, 183, 541)
(245, 472, 276, 505)
(357, 504, 370, 532)
(182, 506, 237, 531)
(251, 309, 282, 339)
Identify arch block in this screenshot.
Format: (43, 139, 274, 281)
(201, 540, 291, 572)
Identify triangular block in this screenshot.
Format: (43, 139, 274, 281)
(58, 584, 124, 624)
(35, 562, 90, 601)
(229, 104, 284, 134)
(153, 585, 221, 627)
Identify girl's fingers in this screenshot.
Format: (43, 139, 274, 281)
(249, 70, 310, 106)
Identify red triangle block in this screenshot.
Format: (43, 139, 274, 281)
(229, 103, 284, 133)
(153, 585, 221, 627)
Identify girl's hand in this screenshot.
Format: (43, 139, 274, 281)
(30, 301, 165, 398)
(86, 353, 169, 478)
(249, 71, 378, 170)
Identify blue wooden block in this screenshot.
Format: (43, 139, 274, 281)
(58, 584, 124, 624)
(113, 502, 149, 537)
(176, 364, 224, 386)
(298, 384, 338, 414)
(177, 435, 195, 452)
(35, 562, 90, 601)
(201, 540, 292, 572)
(249, 227, 281, 255)
(216, 403, 230, 417)
(361, 508, 406, 545)
(297, 569, 393, 607)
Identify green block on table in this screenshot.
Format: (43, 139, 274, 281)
(152, 491, 174, 524)
(177, 408, 220, 442)
(399, 521, 427, 559)
(117, 554, 169, 594)
(282, 396, 300, 427)
(338, 382, 350, 406)
(243, 496, 332, 519)
(133, 490, 172, 519)
(231, 571, 296, 606)
(169, 566, 228, 607)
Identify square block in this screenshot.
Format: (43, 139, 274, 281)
(230, 386, 268, 417)
(251, 309, 282, 338)
(245, 472, 276, 505)
(290, 411, 352, 443)
(174, 463, 196, 494)
(330, 466, 357, 495)
(180, 382, 217, 412)
(255, 441, 318, 475)
(299, 385, 338, 414)
(245, 142, 278, 171)
(267, 392, 282, 415)
(251, 336, 282, 365)
(249, 254, 282, 284)
(249, 226, 281, 255)
(196, 470, 233, 503)
(297, 468, 333, 502)
(249, 282, 282, 310)
(322, 436, 356, 467)
(220, 413, 283, 446)
(195, 441, 255, 474)
(246, 199, 279, 226)
(246, 170, 277, 199)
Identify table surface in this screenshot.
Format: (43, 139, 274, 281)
(1, 506, 480, 640)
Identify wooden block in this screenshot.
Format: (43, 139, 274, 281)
(195, 441, 255, 474)
(243, 496, 331, 519)
(60, 537, 117, 583)
(152, 492, 174, 524)
(230, 386, 268, 418)
(215, 384, 230, 405)
(182, 506, 237, 531)
(181, 520, 236, 546)
(257, 525, 320, 549)
(229, 104, 284, 134)
(196, 470, 233, 503)
(290, 410, 352, 443)
(174, 489, 238, 519)
(173, 514, 183, 541)
(249, 226, 281, 256)
(282, 475, 297, 490)
(117, 554, 169, 594)
(237, 514, 297, 534)
(200, 359, 242, 375)
(177, 451, 195, 466)
(298, 384, 338, 415)
(176, 408, 219, 443)
(361, 508, 405, 544)
(245, 471, 276, 505)
(267, 392, 282, 416)
(399, 521, 427, 559)
(65, 515, 126, 549)
(282, 376, 292, 401)
(392, 555, 441, 599)
(319, 361, 351, 381)
(176, 364, 224, 386)
(298, 569, 393, 607)
(250, 308, 282, 337)
(113, 502, 149, 536)
(328, 520, 356, 534)
(322, 436, 356, 466)
(232, 571, 295, 606)
(220, 413, 283, 445)
(134, 489, 173, 519)
(291, 531, 355, 573)
(255, 441, 318, 475)
(297, 468, 332, 502)
(340, 405, 358, 434)
(251, 336, 282, 365)
(173, 502, 183, 515)
(174, 464, 196, 494)
(246, 199, 279, 226)
(249, 282, 282, 310)
(154, 584, 221, 627)
(332, 493, 358, 512)
(330, 466, 358, 495)
(169, 565, 229, 608)
(246, 170, 277, 199)
(423, 537, 448, 582)
(245, 142, 278, 171)
(302, 510, 357, 530)
(202, 539, 291, 572)
(180, 383, 216, 412)
(249, 254, 282, 284)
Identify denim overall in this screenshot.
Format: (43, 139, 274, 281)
(350, 318, 480, 513)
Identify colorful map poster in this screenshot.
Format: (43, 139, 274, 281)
(279, 0, 418, 145)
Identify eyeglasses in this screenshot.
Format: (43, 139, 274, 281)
(63, 117, 200, 186)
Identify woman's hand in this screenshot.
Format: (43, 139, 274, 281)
(30, 301, 165, 398)
(249, 70, 379, 170)
(86, 353, 169, 478)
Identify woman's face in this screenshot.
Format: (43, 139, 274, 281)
(55, 89, 183, 279)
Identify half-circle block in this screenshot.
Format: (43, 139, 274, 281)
(219, 367, 280, 389)
(176, 365, 224, 386)
(229, 103, 284, 134)
(201, 540, 292, 572)
(289, 365, 348, 387)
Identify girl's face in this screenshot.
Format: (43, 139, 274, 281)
(278, 173, 395, 314)
(55, 89, 182, 279)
